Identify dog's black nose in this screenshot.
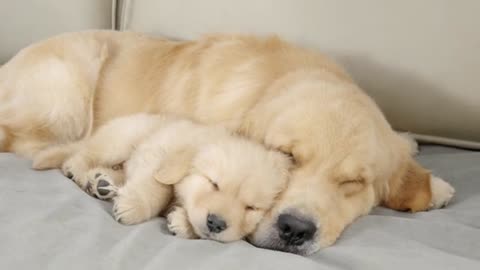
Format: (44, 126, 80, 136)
(207, 214, 227, 233)
(277, 213, 316, 246)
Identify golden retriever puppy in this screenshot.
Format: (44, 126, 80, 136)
(164, 137, 291, 242)
(0, 31, 454, 254)
(34, 113, 291, 242)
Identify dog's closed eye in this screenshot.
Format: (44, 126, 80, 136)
(339, 179, 365, 196)
(245, 205, 260, 211)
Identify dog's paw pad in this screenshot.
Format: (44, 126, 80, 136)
(65, 171, 74, 179)
(97, 179, 110, 191)
(429, 176, 455, 209)
(96, 178, 116, 197)
(85, 170, 119, 200)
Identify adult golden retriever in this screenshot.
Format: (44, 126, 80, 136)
(0, 31, 454, 255)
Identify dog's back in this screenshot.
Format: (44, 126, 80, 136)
(0, 31, 347, 158)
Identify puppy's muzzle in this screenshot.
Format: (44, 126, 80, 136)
(206, 214, 227, 233)
(276, 213, 316, 246)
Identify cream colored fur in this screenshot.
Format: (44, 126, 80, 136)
(34, 114, 291, 242)
(0, 31, 454, 254)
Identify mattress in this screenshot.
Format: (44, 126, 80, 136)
(1, 145, 479, 269)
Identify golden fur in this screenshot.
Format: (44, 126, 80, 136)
(0, 31, 454, 254)
(34, 113, 291, 242)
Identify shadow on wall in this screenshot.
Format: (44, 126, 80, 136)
(331, 53, 479, 142)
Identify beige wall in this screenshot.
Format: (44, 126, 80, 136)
(1, 0, 478, 147)
(0, 0, 112, 62)
(118, 0, 480, 147)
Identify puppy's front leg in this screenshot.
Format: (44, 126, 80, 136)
(113, 127, 194, 225)
(112, 147, 174, 225)
(166, 206, 197, 239)
(113, 174, 173, 225)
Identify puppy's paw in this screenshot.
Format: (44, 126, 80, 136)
(429, 176, 455, 209)
(113, 188, 151, 225)
(85, 168, 122, 200)
(166, 207, 197, 239)
(62, 156, 89, 188)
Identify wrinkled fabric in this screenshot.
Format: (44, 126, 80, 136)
(1, 145, 479, 270)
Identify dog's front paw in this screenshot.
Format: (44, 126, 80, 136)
(62, 156, 89, 188)
(113, 188, 151, 225)
(429, 176, 455, 209)
(85, 168, 122, 200)
(166, 207, 197, 239)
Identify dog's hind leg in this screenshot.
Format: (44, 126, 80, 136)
(0, 35, 109, 159)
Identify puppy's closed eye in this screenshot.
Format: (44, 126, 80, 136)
(206, 177, 219, 191)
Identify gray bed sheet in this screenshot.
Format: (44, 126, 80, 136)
(1, 145, 479, 270)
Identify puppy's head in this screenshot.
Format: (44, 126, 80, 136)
(174, 138, 291, 242)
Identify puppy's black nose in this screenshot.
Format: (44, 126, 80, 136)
(277, 213, 316, 246)
(207, 214, 227, 233)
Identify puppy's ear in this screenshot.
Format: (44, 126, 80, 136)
(153, 149, 194, 185)
(382, 157, 432, 212)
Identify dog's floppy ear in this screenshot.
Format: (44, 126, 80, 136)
(153, 149, 194, 185)
(382, 157, 432, 212)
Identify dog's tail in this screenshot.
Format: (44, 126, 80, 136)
(397, 132, 419, 156)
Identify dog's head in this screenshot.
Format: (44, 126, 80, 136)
(248, 145, 381, 255)
(245, 75, 433, 255)
(172, 138, 291, 242)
